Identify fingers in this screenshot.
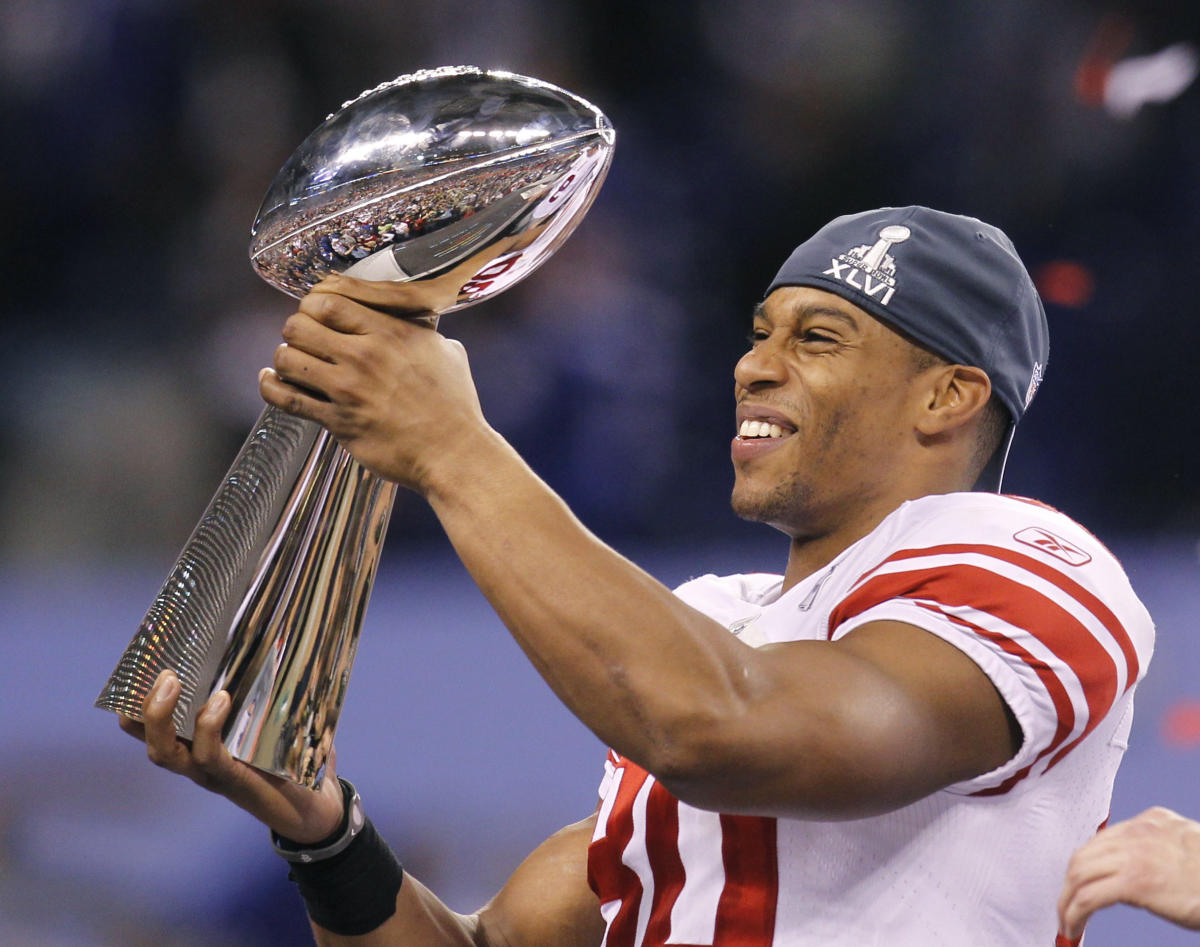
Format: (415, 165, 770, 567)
(117, 673, 343, 841)
(298, 281, 375, 333)
(1131, 805, 1187, 835)
(1057, 813, 1176, 937)
(190, 690, 232, 770)
(259, 366, 337, 427)
(301, 278, 436, 334)
(1059, 874, 1122, 939)
(271, 288, 435, 405)
(272, 337, 342, 400)
(310, 273, 439, 320)
(1058, 832, 1112, 936)
(135, 671, 235, 781)
(141, 670, 195, 774)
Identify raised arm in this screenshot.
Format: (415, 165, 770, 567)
(120, 670, 603, 946)
(258, 276, 1018, 819)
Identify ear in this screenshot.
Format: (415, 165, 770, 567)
(915, 365, 992, 437)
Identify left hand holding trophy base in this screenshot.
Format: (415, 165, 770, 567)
(119, 669, 345, 844)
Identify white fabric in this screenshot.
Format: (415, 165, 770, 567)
(590, 492, 1155, 946)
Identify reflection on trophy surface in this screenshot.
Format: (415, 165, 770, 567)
(95, 66, 615, 786)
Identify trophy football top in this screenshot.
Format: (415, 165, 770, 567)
(249, 66, 615, 309)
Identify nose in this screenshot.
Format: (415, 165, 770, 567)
(734, 336, 788, 391)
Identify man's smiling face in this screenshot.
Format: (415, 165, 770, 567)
(730, 285, 936, 539)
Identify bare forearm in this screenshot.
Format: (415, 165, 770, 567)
(310, 878, 480, 947)
(423, 427, 758, 775)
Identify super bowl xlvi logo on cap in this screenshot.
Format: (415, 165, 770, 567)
(822, 224, 911, 306)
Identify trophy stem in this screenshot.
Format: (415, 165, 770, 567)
(212, 433, 396, 785)
(96, 405, 396, 786)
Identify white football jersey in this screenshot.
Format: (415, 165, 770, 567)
(587, 493, 1154, 946)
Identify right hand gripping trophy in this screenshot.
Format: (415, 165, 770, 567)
(96, 67, 615, 786)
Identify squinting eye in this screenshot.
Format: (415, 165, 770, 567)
(746, 329, 770, 346)
(803, 331, 836, 343)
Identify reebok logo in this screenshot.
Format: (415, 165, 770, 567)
(822, 224, 910, 306)
(1014, 527, 1092, 566)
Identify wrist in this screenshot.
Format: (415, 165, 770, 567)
(271, 778, 405, 936)
(272, 778, 363, 862)
(419, 423, 514, 504)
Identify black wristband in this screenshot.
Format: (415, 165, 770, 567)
(287, 816, 405, 935)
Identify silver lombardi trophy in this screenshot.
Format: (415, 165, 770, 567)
(96, 67, 615, 786)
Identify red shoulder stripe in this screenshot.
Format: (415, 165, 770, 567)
(1004, 494, 1062, 513)
(840, 544, 1139, 686)
(829, 562, 1125, 786)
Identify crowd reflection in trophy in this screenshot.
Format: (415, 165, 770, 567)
(254, 150, 580, 295)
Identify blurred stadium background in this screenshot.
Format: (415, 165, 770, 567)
(2, 0, 1198, 943)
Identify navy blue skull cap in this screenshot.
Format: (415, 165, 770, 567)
(765, 205, 1049, 491)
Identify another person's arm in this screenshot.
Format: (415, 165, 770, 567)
(121, 670, 604, 946)
(1058, 807, 1200, 939)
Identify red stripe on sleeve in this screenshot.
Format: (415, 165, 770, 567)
(908, 602, 1073, 796)
(909, 601, 1075, 788)
(1006, 495, 1061, 514)
(829, 561, 1124, 784)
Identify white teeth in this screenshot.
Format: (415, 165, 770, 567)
(738, 419, 788, 439)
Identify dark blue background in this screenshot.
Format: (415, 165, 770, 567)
(1, 1, 1197, 943)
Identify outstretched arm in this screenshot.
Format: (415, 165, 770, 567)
(120, 670, 603, 946)
(259, 275, 1017, 819)
(1058, 807, 1200, 939)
